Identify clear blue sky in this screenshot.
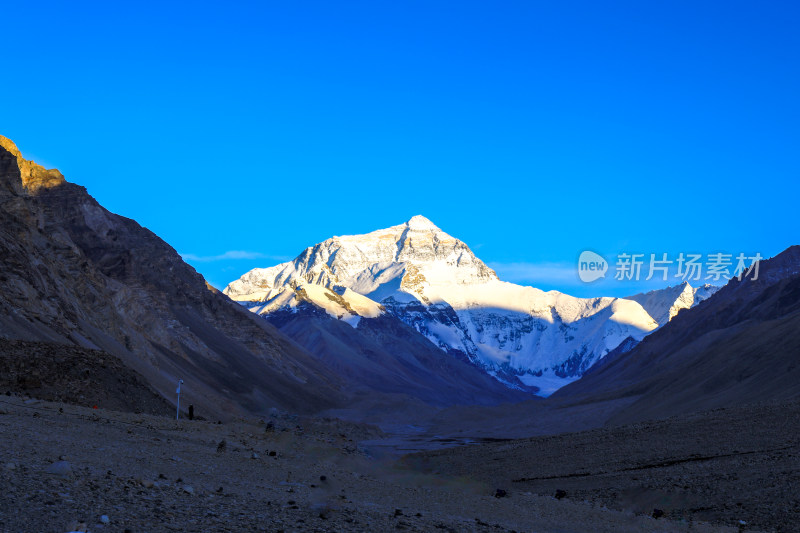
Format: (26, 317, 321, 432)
(3, 1, 798, 296)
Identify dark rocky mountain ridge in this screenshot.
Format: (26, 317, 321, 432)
(0, 135, 344, 418)
(266, 303, 528, 407)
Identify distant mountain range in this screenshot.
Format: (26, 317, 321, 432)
(3, 133, 796, 430)
(224, 216, 720, 395)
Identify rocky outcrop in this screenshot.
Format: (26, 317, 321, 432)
(0, 338, 171, 414)
(0, 136, 65, 193)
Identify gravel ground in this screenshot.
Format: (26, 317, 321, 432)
(412, 399, 800, 533)
(0, 394, 738, 533)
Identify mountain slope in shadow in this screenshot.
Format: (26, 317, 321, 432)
(266, 304, 530, 407)
(553, 245, 800, 425)
(0, 135, 345, 418)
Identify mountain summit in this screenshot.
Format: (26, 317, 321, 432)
(225, 215, 498, 304)
(225, 217, 658, 395)
(405, 214, 440, 231)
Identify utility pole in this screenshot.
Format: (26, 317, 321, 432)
(176, 379, 184, 420)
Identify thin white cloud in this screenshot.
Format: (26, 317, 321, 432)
(181, 250, 291, 263)
(488, 261, 579, 285)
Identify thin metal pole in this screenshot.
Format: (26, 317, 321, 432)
(176, 379, 183, 421)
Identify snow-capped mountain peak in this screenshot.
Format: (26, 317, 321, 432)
(224, 216, 658, 396)
(626, 281, 721, 327)
(224, 215, 499, 304)
(405, 214, 440, 231)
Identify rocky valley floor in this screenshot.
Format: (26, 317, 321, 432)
(0, 395, 751, 533)
(412, 398, 800, 533)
